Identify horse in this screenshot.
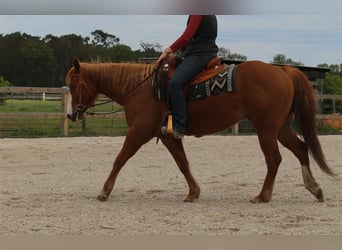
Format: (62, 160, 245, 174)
(65, 57, 335, 203)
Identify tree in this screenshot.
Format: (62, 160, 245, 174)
(218, 47, 230, 58)
(218, 47, 247, 61)
(109, 44, 137, 62)
(316, 64, 342, 95)
(0, 76, 11, 87)
(138, 42, 162, 58)
(91, 29, 120, 48)
(44, 34, 91, 85)
(317, 63, 342, 75)
(315, 64, 342, 114)
(20, 37, 56, 86)
(0, 32, 56, 86)
(0, 76, 11, 104)
(323, 73, 342, 95)
(271, 54, 304, 66)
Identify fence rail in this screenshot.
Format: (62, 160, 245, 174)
(0, 87, 70, 136)
(0, 87, 67, 94)
(1, 87, 342, 136)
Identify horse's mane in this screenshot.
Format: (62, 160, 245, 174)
(80, 62, 156, 94)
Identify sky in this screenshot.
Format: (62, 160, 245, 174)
(0, 15, 341, 67)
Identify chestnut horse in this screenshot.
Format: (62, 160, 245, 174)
(66, 57, 334, 203)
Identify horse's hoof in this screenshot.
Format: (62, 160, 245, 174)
(97, 194, 108, 202)
(250, 195, 270, 204)
(183, 189, 200, 202)
(250, 197, 260, 204)
(315, 188, 324, 202)
(184, 193, 199, 202)
(183, 196, 195, 202)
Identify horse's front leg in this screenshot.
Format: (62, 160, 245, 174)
(97, 130, 150, 201)
(161, 137, 200, 202)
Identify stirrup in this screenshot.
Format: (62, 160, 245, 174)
(161, 113, 173, 135)
(160, 126, 184, 139)
(160, 113, 184, 139)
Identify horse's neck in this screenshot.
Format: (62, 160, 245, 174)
(91, 63, 155, 103)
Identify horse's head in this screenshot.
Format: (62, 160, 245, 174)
(65, 57, 97, 121)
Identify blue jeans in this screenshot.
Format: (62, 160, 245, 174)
(170, 54, 215, 133)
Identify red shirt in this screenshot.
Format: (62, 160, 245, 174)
(169, 15, 203, 52)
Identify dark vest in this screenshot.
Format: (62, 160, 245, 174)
(184, 15, 219, 57)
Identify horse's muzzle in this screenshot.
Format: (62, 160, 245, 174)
(67, 109, 85, 122)
(67, 110, 78, 122)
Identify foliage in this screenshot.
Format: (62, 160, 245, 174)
(43, 34, 91, 85)
(91, 29, 120, 48)
(318, 71, 342, 114)
(137, 41, 163, 58)
(0, 76, 11, 104)
(0, 31, 166, 87)
(317, 63, 342, 75)
(323, 73, 342, 95)
(271, 54, 304, 66)
(0, 31, 340, 93)
(218, 47, 247, 61)
(0, 32, 56, 86)
(0, 76, 11, 87)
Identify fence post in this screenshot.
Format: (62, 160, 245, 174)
(232, 123, 239, 135)
(82, 119, 87, 133)
(60, 88, 69, 136)
(333, 99, 336, 114)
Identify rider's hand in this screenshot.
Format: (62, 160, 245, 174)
(157, 47, 173, 64)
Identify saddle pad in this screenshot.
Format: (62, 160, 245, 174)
(186, 64, 237, 101)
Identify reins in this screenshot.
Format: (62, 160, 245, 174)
(119, 64, 160, 98)
(85, 100, 124, 117)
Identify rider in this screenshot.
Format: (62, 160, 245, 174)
(158, 15, 219, 139)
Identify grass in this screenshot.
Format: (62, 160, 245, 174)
(0, 99, 128, 137)
(1, 99, 60, 113)
(316, 124, 342, 135)
(0, 99, 341, 138)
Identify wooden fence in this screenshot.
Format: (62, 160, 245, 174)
(0, 87, 342, 136)
(0, 87, 70, 136)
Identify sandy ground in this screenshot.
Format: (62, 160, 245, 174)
(0, 135, 342, 235)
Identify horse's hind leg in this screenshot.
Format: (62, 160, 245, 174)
(161, 137, 200, 202)
(277, 118, 324, 202)
(251, 130, 282, 203)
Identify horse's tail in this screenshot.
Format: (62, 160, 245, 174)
(282, 66, 335, 176)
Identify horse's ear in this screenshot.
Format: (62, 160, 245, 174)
(73, 57, 81, 73)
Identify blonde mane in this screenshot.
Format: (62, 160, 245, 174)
(79, 62, 157, 94)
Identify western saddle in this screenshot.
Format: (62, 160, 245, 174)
(163, 54, 224, 84)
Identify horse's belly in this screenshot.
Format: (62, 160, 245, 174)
(186, 94, 244, 135)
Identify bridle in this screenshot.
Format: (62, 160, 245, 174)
(70, 73, 103, 115)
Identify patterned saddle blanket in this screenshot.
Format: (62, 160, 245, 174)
(186, 63, 237, 101)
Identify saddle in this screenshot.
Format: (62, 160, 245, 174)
(152, 54, 236, 102)
(165, 54, 224, 84)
